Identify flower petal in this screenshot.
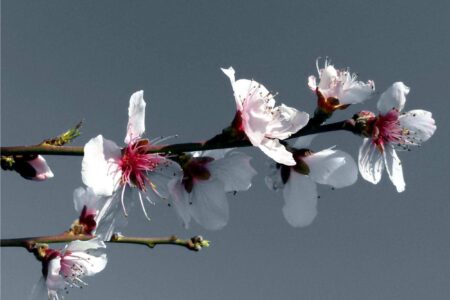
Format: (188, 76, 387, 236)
(146, 157, 183, 199)
(259, 138, 296, 166)
(282, 172, 318, 227)
(190, 179, 229, 230)
(377, 82, 410, 114)
(82, 135, 122, 196)
(358, 138, 384, 184)
(125, 90, 146, 144)
(307, 75, 317, 91)
(208, 151, 257, 192)
(27, 155, 54, 181)
(265, 104, 310, 140)
(399, 109, 436, 145)
(221, 66, 244, 111)
(304, 148, 358, 188)
(383, 147, 405, 193)
(169, 181, 192, 228)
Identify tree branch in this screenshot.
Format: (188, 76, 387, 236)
(0, 233, 209, 252)
(0, 119, 356, 156)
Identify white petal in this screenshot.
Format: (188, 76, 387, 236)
(27, 155, 54, 181)
(82, 135, 122, 196)
(318, 65, 338, 89)
(94, 194, 127, 240)
(339, 79, 375, 105)
(45, 258, 65, 291)
(208, 151, 257, 192)
(293, 134, 317, 149)
(221, 66, 244, 111)
(146, 157, 183, 200)
(383, 147, 405, 193)
(399, 109, 436, 144)
(265, 104, 310, 140)
(190, 179, 229, 230)
(28, 277, 50, 300)
(169, 181, 192, 228)
(307, 75, 317, 91)
(304, 148, 358, 188)
(64, 252, 107, 276)
(377, 82, 410, 114)
(358, 138, 384, 184)
(73, 187, 104, 213)
(259, 138, 296, 166)
(125, 90, 146, 144)
(282, 172, 318, 227)
(65, 238, 106, 252)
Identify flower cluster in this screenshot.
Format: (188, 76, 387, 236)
(3, 59, 436, 299)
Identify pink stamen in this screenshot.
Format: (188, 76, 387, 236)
(372, 109, 404, 152)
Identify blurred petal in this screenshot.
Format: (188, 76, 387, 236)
(82, 135, 122, 196)
(377, 82, 410, 114)
(125, 90, 146, 144)
(259, 138, 296, 166)
(190, 179, 229, 230)
(282, 172, 318, 227)
(358, 138, 384, 184)
(304, 148, 358, 188)
(208, 151, 257, 192)
(169, 181, 192, 228)
(383, 147, 405, 193)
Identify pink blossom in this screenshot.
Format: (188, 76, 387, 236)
(358, 82, 436, 192)
(82, 91, 182, 220)
(308, 58, 374, 109)
(222, 67, 309, 166)
(39, 239, 107, 300)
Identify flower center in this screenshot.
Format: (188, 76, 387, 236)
(372, 110, 404, 152)
(119, 139, 161, 191)
(182, 157, 214, 193)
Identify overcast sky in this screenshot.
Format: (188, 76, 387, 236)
(2, 1, 450, 299)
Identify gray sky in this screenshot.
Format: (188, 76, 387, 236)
(2, 1, 450, 299)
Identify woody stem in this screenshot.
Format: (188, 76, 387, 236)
(0, 119, 356, 156)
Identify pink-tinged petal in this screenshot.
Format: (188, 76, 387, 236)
(190, 179, 229, 230)
(125, 90, 146, 144)
(221, 66, 244, 111)
(383, 147, 405, 193)
(282, 172, 318, 227)
(259, 138, 296, 166)
(293, 135, 317, 149)
(377, 82, 410, 114)
(82, 135, 122, 196)
(208, 151, 257, 192)
(45, 258, 65, 291)
(304, 148, 358, 188)
(27, 155, 54, 181)
(307, 75, 317, 91)
(242, 93, 273, 145)
(265, 104, 309, 140)
(399, 109, 436, 144)
(169, 181, 192, 229)
(358, 138, 384, 184)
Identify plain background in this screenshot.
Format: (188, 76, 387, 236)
(2, 1, 450, 299)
